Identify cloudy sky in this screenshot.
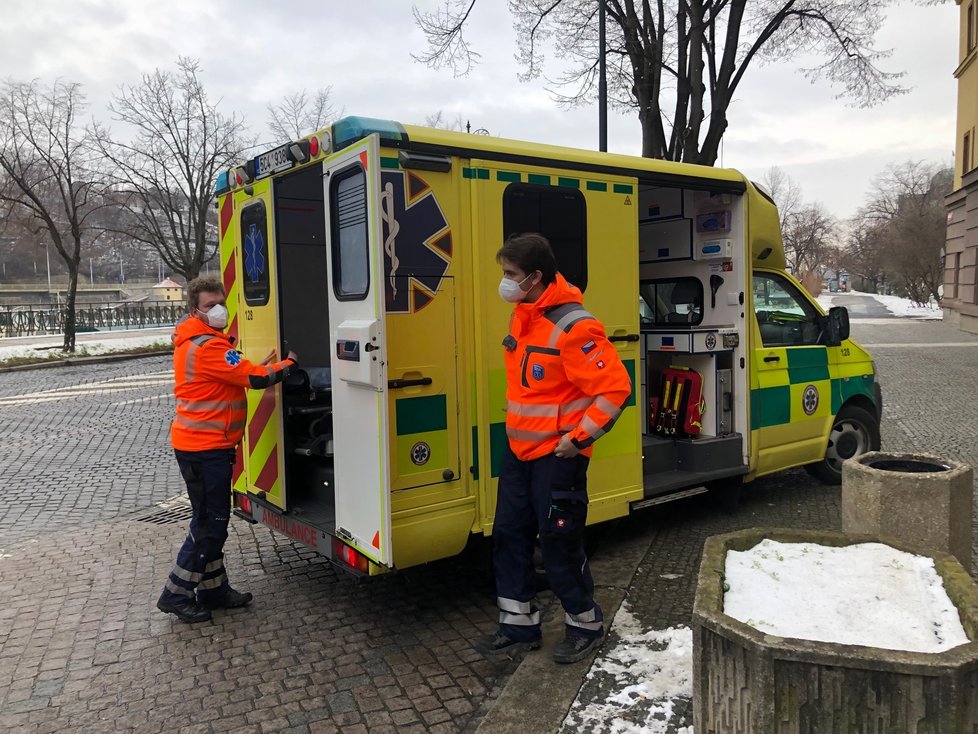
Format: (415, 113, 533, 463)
(1, 1, 958, 220)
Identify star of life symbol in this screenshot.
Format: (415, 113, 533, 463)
(244, 223, 265, 283)
(411, 441, 431, 466)
(802, 384, 819, 416)
(225, 350, 242, 367)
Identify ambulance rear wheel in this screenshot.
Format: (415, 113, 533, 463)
(805, 405, 880, 485)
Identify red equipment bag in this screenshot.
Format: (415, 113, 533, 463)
(650, 366, 705, 437)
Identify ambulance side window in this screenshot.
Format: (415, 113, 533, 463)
(329, 165, 369, 300)
(753, 273, 821, 347)
(241, 201, 270, 306)
(503, 183, 587, 292)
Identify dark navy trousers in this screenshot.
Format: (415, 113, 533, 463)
(159, 448, 235, 605)
(493, 444, 603, 641)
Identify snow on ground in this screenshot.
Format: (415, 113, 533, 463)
(724, 540, 969, 653)
(562, 603, 694, 734)
(817, 289, 943, 319)
(0, 332, 170, 363)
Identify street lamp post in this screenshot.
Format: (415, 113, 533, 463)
(45, 241, 51, 291)
(599, 0, 607, 152)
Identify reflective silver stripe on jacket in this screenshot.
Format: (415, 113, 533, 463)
(561, 396, 595, 414)
(184, 334, 215, 383)
(507, 401, 559, 418)
(545, 305, 595, 348)
(178, 399, 248, 412)
(175, 416, 226, 432)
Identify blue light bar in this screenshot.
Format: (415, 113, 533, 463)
(215, 170, 230, 195)
(332, 116, 408, 152)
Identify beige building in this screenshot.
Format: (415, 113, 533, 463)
(150, 277, 184, 302)
(945, 0, 978, 332)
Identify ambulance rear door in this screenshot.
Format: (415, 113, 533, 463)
(235, 181, 288, 510)
(323, 134, 393, 566)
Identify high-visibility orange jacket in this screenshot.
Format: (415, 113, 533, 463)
(503, 273, 632, 461)
(170, 316, 295, 452)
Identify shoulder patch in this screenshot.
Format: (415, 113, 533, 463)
(581, 340, 596, 354)
(225, 350, 242, 366)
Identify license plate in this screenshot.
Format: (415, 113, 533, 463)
(254, 503, 328, 552)
(255, 144, 293, 178)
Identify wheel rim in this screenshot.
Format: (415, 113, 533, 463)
(825, 419, 870, 473)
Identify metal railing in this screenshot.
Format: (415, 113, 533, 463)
(0, 302, 186, 338)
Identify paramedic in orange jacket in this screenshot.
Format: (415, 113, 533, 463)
(475, 233, 632, 664)
(157, 276, 297, 624)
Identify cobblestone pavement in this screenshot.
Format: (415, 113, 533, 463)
(2, 318, 977, 733)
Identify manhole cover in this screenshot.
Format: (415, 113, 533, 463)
(132, 495, 192, 525)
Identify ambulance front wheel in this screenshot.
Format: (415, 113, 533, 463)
(805, 404, 881, 486)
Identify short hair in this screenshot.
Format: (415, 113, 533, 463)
(187, 276, 224, 309)
(496, 233, 557, 285)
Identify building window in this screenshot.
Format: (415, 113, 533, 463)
(503, 183, 588, 292)
(969, 2, 975, 52)
(965, 132, 973, 175)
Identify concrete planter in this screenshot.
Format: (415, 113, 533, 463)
(842, 451, 974, 569)
(692, 527, 978, 733)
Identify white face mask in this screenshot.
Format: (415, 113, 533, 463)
(498, 273, 534, 303)
(199, 303, 228, 329)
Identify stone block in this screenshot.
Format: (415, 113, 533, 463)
(692, 527, 978, 733)
(842, 451, 973, 568)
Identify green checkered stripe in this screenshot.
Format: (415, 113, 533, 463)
(750, 348, 876, 431)
(462, 167, 633, 194)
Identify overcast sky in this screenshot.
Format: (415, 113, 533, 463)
(0, 1, 958, 221)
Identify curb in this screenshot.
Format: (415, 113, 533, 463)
(0, 350, 173, 374)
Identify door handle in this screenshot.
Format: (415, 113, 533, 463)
(609, 334, 640, 343)
(388, 377, 433, 389)
(364, 343, 379, 352)
(763, 355, 781, 363)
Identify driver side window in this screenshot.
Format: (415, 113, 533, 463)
(752, 273, 821, 347)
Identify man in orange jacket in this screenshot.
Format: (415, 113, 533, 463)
(475, 233, 632, 663)
(157, 276, 297, 623)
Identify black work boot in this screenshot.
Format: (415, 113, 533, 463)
(552, 626, 605, 664)
(157, 598, 212, 624)
(473, 629, 542, 658)
(199, 587, 253, 609)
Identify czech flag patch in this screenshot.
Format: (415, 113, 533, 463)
(581, 340, 597, 354)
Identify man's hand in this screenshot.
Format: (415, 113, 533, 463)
(554, 434, 581, 459)
(286, 350, 298, 363)
(260, 350, 278, 365)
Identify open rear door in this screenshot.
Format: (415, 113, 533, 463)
(323, 134, 392, 566)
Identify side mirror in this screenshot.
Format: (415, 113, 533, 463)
(825, 306, 850, 345)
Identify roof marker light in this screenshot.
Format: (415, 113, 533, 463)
(308, 135, 319, 158)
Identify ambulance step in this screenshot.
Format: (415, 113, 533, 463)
(632, 485, 708, 510)
(642, 433, 743, 475)
(639, 465, 745, 500)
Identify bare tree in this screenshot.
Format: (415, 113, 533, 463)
(414, 0, 907, 164)
(782, 202, 837, 274)
(853, 161, 951, 303)
(424, 110, 468, 131)
(93, 58, 252, 282)
(267, 87, 340, 142)
(760, 166, 803, 230)
(0, 79, 107, 351)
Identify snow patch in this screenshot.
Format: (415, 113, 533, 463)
(562, 603, 693, 733)
(724, 540, 969, 653)
(0, 334, 169, 362)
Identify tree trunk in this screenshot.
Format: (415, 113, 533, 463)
(63, 260, 79, 352)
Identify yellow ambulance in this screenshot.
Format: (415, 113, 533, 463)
(215, 116, 882, 575)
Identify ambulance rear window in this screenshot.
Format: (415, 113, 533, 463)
(329, 165, 370, 300)
(241, 201, 270, 306)
(503, 183, 587, 292)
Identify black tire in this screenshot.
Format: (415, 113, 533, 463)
(805, 404, 881, 485)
